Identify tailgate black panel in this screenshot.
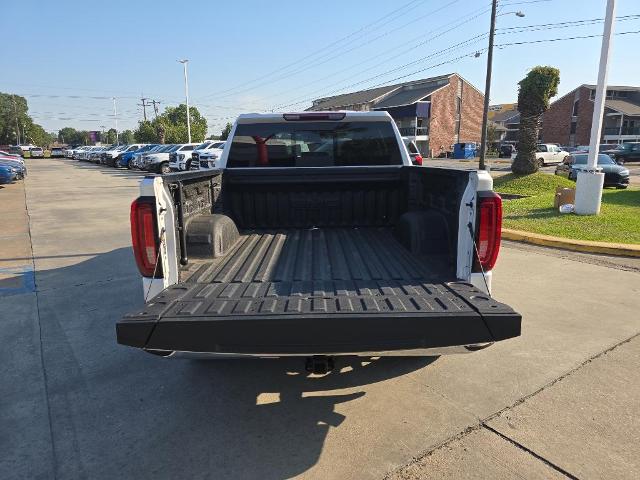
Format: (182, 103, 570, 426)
(117, 280, 521, 354)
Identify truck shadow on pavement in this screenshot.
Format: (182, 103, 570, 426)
(28, 247, 437, 480)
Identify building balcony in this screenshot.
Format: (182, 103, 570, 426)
(398, 126, 429, 138)
(603, 126, 640, 135)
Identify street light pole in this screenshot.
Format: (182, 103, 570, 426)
(575, 0, 616, 215)
(178, 59, 191, 143)
(478, 0, 498, 171)
(112, 97, 119, 144)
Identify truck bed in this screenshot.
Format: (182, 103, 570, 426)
(117, 226, 521, 355)
(189, 227, 450, 285)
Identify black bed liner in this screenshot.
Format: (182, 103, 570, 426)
(117, 227, 521, 354)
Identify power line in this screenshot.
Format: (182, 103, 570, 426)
(272, 14, 639, 111)
(498, 0, 553, 5)
(494, 29, 640, 47)
(264, 5, 491, 106)
(272, 33, 487, 111)
(496, 13, 640, 33)
(197, 0, 461, 101)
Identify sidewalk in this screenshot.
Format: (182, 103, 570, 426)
(0, 182, 35, 294)
(0, 180, 55, 479)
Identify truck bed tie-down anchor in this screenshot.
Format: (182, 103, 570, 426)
(305, 355, 335, 375)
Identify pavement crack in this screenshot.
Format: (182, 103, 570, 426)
(23, 180, 59, 480)
(385, 331, 640, 479)
(482, 424, 579, 479)
(484, 330, 640, 424)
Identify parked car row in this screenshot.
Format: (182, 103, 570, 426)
(63, 141, 228, 174)
(497, 142, 640, 167)
(557, 143, 640, 165)
(4, 145, 66, 158)
(0, 150, 28, 184)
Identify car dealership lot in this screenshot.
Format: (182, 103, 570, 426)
(1, 158, 639, 479)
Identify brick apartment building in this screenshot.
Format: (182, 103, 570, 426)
(542, 84, 640, 146)
(307, 73, 484, 157)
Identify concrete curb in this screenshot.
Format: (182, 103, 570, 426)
(502, 228, 640, 258)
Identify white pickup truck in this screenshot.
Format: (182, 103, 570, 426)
(535, 144, 570, 166)
(148, 143, 199, 174)
(117, 111, 520, 369)
(195, 141, 226, 170)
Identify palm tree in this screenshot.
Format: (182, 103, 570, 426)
(512, 66, 560, 174)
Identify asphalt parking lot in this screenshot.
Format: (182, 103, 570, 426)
(2, 158, 640, 479)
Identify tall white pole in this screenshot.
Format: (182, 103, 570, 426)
(112, 97, 119, 144)
(179, 59, 191, 143)
(574, 0, 616, 215)
(587, 0, 616, 169)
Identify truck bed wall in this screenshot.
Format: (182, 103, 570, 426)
(170, 167, 470, 278)
(223, 167, 406, 228)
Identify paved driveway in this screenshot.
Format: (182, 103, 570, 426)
(1, 159, 639, 479)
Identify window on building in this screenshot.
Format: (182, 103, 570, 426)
(455, 96, 462, 115)
(570, 122, 577, 134)
(572, 100, 579, 116)
(455, 119, 461, 136)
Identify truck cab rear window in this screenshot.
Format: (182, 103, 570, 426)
(227, 121, 402, 168)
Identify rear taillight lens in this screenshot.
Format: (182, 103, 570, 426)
(130, 197, 162, 278)
(415, 155, 423, 165)
(474, 192, 502, 272)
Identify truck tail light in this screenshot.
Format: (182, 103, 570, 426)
(474, 192, 502, 272)
(415, 154, 423, 165)
(131, 197, 163, 278)
(283, 112, 346, 121)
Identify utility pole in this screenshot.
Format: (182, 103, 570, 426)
(575, 0, 616, 215)
(138, 96, 149, 121)
(112, 97, 119, 144)
(178, 59, 192, 143)
(151, 100, 161, 119)
(478, 2, 524, 170)
(478, 0, 498, 171)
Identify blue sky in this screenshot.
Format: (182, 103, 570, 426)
(3, 0, 639, 136)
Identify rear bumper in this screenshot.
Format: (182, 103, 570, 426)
(146, 343, 494, 358)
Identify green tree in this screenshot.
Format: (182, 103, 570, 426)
(58, 127, 89, 145)
(102, 128, 118, 144)
(512, 66, 560, 174)
(161, 104, 207, 143)
(119, 129, 135, 143)
(133, 104, 207, 144)
(0, 93, 30, 144)
(220, 122, 232, 140)
(134, 120, 159, 143)
(23, 121, 55, 147)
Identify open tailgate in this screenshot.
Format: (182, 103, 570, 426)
(117, 280, 520, 355)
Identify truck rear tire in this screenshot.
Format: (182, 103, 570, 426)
(160, 162, 170, 174)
